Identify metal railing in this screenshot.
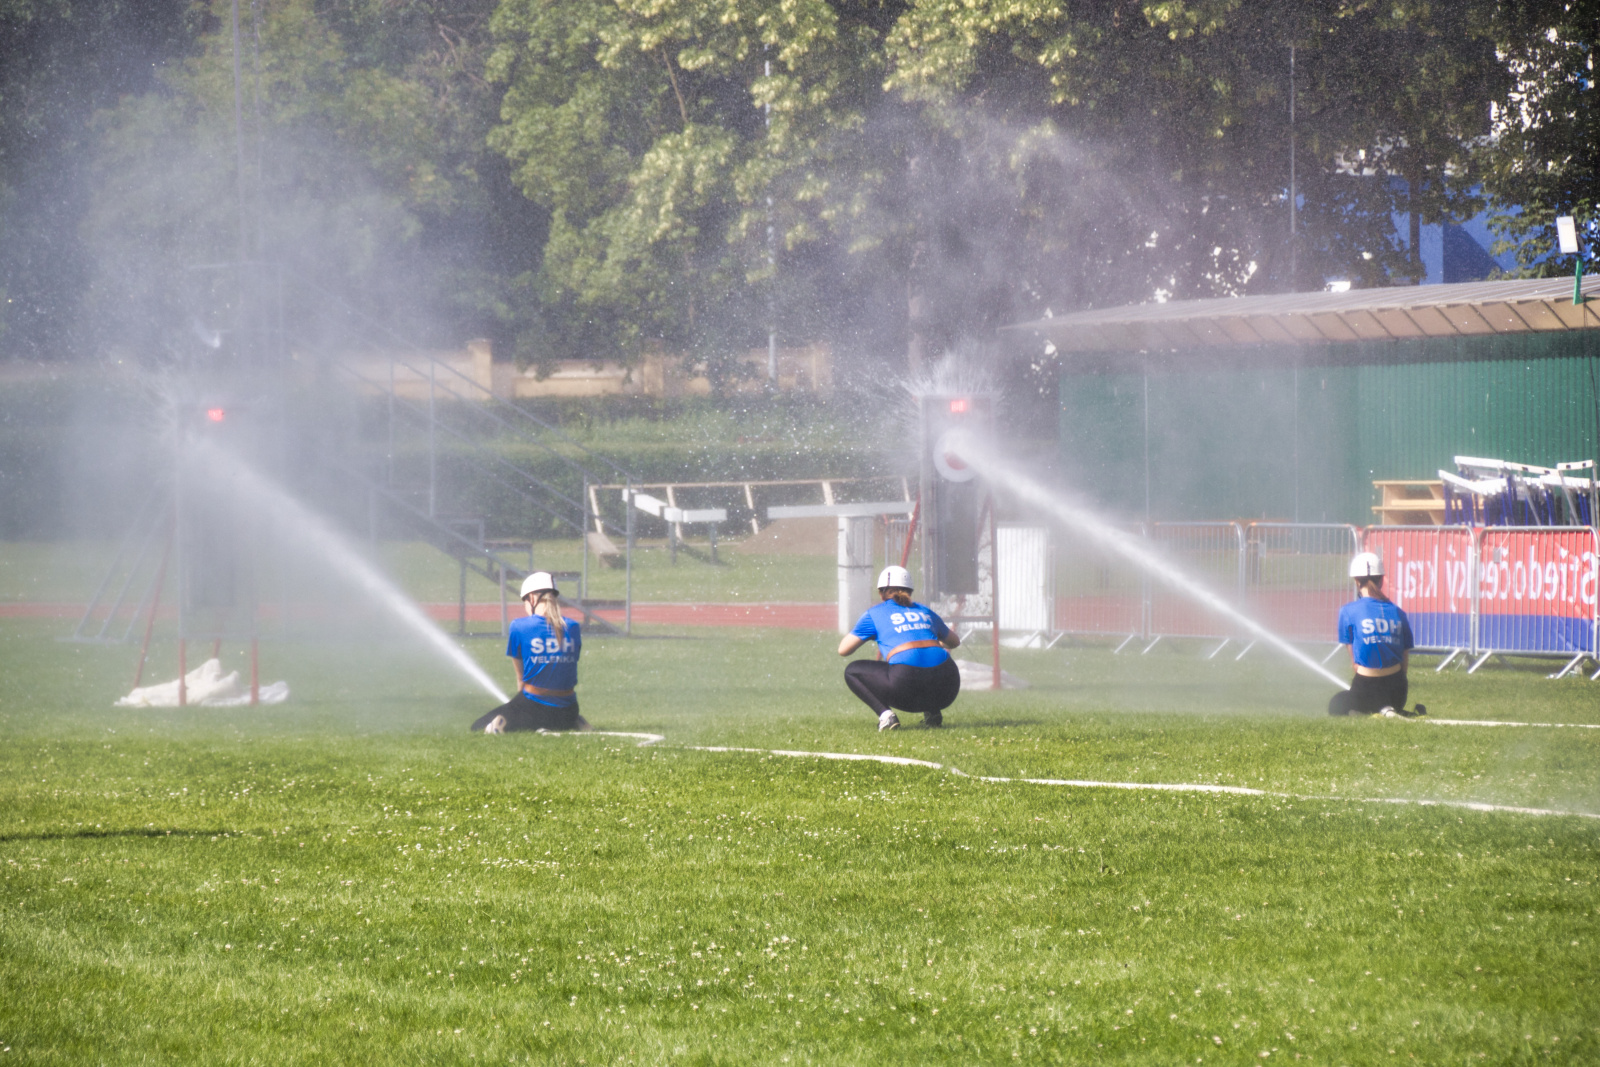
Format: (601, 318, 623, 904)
(1040, 520, 1597, 679)
(1364, 525, 1600, 677)
(1145, 522, 1247, 651)
(1243, 523, 1361, 644)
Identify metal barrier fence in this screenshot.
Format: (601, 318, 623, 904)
(1147, 523, 1246, 642)
(1361, 525, 1598, 673)
(1243, 524, 1362, 643)
(1358, 526, 1476, 653)
(1470, 526, 1598, 668)
(1041, 520, 1598, 675)
(1052, 523, 1146, 644)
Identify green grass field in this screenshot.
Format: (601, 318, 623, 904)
(3, 595, 1598, 1065)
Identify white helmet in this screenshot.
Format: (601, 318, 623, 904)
(520, 571, 559, 598)
(1349, 552, 1384, 580)
(876, 565, 913, 591)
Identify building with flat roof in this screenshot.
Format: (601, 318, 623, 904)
(1004, 277, 1600, 524)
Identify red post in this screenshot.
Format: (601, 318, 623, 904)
(899, 496, 920, 568)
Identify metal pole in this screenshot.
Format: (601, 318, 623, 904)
(625, 483, 634, 636)
(989, 493, 1000, 690)
(176, 427, 187, 707)
(178, 639, 187, 708)
(1143, 371, 1152, 524)
(581, 479, 590, 600)
(1289, 43, 1297, 289)
(428, 360, 437, 519)
(387, 358, 395, 486)
(133, 517, 175, 689)
(229, 0, 247, 262)
(1292, 361, 1301, 522)
(765, 50, 777, 382)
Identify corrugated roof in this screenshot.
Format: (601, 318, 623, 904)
(1004, 276, 1600, 353)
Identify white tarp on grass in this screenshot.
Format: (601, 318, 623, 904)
(115, 658, 289, 707)
(954, 657, 1029, 690)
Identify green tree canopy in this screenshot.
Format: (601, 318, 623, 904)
(487, 0, 1521, 377)
(0, 0, 188, 357)
(486, 0, 902, 375)
(3, 0, 1579, 372)
(886, 0, 1506, 290)
(1480, 0, 1599, 274)
(82, 0, 535, 361)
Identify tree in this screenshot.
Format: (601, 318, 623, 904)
(81, 0, 536, 362)
(0, 0, 189, 358)
(885, 0, 1506, 296)
(1479, 0, 1600, 275)
(486, 0, 900, 377)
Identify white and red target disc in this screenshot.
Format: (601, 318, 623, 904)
(933, 427, 977, 482)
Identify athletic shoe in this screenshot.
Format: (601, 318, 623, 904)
(877, 710, 900, 731)
(923, 711, 943, 728)
(1411, 703, 1427, 717)
(574, 715, 593, 732)
(1377, 706, 1399, 718)
(484, 714, 507, 735)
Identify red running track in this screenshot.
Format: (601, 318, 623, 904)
(1, 601, 836, 631)
(435, 602, 834, 630)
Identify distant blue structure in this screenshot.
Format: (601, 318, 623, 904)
(1395, 203, 1519, 285)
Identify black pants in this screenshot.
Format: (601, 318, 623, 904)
(844, 657, 961, 717)
(472, 692, 580, 732)
(1327, 671, 1408, 716)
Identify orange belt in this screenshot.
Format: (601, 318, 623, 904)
(882, 638, 941, 662)
(522, 682, 575, 699)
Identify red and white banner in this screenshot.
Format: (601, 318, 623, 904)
(1038, 522, 1597, 659)
(1359, 527, 1475, 650)
(1475, 527, 1598, 654)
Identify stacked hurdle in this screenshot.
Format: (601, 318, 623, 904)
(1440, 456, 1598, 527)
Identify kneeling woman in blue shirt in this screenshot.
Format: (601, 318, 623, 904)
(1329, 552, 1423, 717)
(473, 571, 589, 733)
(838, 566, 962, 730)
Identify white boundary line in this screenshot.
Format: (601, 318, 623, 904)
(562, 732, 1600, 821)
(1422, 718, 1600, 729)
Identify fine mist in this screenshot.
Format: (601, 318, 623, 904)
(946, 427, 1351, 692)
(191, 439, 509, 705)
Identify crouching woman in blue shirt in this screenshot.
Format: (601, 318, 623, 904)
(1328, 552, 1424, 718)
(472, 571, 589, 733)
(838, 566, 962, 731)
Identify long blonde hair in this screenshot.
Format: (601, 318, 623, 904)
(532, 591, 566, 641)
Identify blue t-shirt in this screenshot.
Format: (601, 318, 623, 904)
(507, 613, 581, 706)
(1337, 596, 1413, 670)
(851, 600, 952, 667)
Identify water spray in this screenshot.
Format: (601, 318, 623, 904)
(940, 427, 1351, 691)
(193, 441, 510, 704)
